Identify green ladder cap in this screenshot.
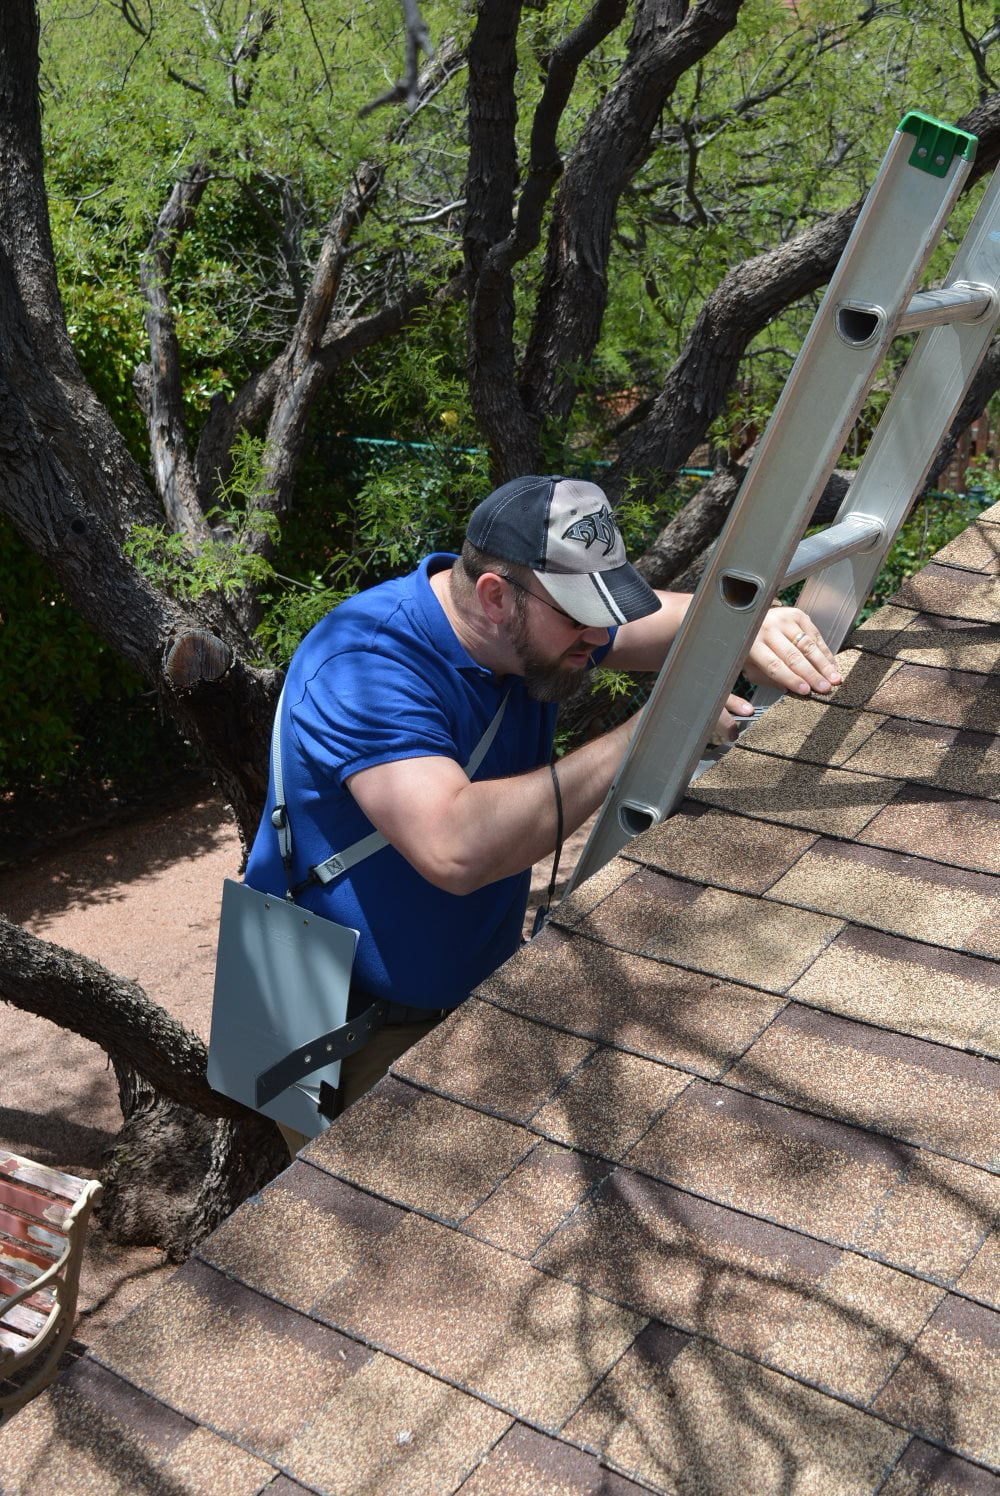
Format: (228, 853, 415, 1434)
(899, 109, 977, 176)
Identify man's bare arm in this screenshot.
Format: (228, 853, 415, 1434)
(349, 596, 841, 896)
(346, 710, 639, 896)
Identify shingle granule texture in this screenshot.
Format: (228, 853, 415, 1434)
(5, 508, 1000, 1495)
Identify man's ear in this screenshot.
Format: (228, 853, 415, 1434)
(476, 571, 510, 625)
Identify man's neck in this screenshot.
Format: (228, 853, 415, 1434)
(429, 565, 518, 677)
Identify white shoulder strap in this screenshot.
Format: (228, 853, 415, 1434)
(270, 684, 510, 893)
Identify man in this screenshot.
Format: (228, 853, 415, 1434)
(245, 474, 841, 1120)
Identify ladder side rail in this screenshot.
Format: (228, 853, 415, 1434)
(790, 312, 999, 652)
(752, 311, 1000, 719)
(567, 126, 976, 895)
(781, 165, 1000, 657)
(617, 170, 1000, 768)
(752, 322, 1000, 720)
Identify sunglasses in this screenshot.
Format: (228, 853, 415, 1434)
(502, 575, 588, 631)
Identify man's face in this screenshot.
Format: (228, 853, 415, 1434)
(505, 578, 610, 702)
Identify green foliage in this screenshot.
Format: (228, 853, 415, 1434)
(62, 275, 150, 463)
(961, 454, 1000, 504)
(124, 516, 274, 603)
(254, 441, 492, 663)
(601, 0, 996, 449)
(40, 0, 465, 450)
(250, 309, 493, 661)
(39, 0, 998, 478)
(123, 423, 491, 667)
(22, 0, 1000, 799)
(125, 433, 280, 603)
(0, 517, 187, 791)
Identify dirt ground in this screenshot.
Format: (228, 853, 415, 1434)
(0, 783, 586, 1347)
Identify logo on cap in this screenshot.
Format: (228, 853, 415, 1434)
(560, 505, 619, 556)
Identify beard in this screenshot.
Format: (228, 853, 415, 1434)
(508, 611, 592, 702)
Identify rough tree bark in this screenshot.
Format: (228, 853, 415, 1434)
(0, 916, 287, 1260)
(135, 165, 215, 545)
(465, 0, 746, 480)
(461, 2, 1000, 505)
(0, 2, 292, 1250)
(519, 0, 745, 434)
(0, 1, 468, 1257)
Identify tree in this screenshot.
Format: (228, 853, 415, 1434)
(4, 0, 1000, 1255)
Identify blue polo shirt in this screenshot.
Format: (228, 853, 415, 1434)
(246, 554, 595, 1008)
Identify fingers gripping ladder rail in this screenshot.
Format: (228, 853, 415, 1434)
(567, 110, 1000, 896)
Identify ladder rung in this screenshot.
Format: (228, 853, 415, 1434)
(781, 515, 884, 588)
(897, 283, 995, 332)
(835, 285, 994, 347)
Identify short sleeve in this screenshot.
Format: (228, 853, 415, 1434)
(289, 648, 461, 790)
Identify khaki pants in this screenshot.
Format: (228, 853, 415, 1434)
(277, 1015, 444, 1159)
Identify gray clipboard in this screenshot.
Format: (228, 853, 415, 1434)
(207, 879, 358, 1137)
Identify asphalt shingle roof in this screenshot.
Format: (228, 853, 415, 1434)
(2, 506, 999, 1493)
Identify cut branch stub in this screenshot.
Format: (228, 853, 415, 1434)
(164, 630, 232, 690)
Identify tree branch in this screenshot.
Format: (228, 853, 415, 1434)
(195, 41, 465, 524)
(607, 200, 856, 501)
(607, 91, 1000, 508)
(516, 0, 744, 442)
(0, 917, 289, 1259)
(136, 164, 214, 543)
(465, 0, 630, 474)
(0, 918, 243, 1119)
(359, 0, 435, 116)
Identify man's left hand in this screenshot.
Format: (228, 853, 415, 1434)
(741, 605, 842, 697)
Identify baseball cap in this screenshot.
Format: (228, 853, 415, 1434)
(466, 475, 661, 628)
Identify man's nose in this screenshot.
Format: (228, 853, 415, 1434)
(581, 625, 610, 646)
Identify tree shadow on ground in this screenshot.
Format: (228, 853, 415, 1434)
(0, 786, 239, 925)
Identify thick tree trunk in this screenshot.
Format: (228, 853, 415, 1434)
(0, 2, 281, 847)
(464, 0, 537, 475)
(0, 916, 287, 1259)
(101, 1070, 285, 1263)
(519, 0, 743, 438)
(466, 0, 746, 481)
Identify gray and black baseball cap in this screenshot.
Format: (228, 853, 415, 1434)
(466, 475, 661, 628)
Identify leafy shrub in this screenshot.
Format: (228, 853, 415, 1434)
(0, 516, 191, 794)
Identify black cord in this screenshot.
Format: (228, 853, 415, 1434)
(532, 760, 564, 936)
(547, 761, 564, 901)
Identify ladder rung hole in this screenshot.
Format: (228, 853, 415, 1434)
(835, 305, 884, 347)
(619, 804, 656, 837)
(720, 574, 761, 610)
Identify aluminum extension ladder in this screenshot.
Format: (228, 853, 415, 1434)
(567, 109, 1000, 894)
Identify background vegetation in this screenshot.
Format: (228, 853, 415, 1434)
(6, 0, 994, 803)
